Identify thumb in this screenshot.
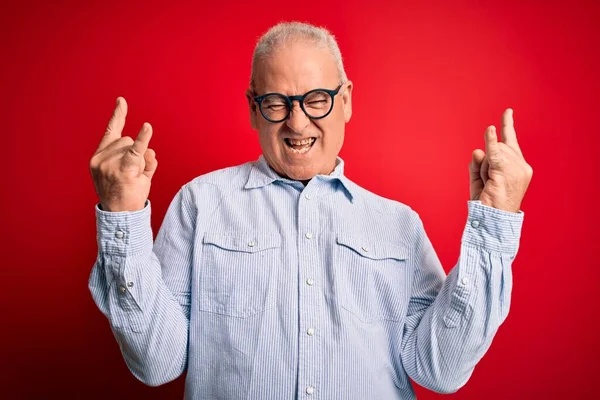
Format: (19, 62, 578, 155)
(130, 122, 153, 156)
(480, 156, 490, 184)
(123, 123, 152, 168)
(469, 149, 485, 182)
(143, 148, 158, 179)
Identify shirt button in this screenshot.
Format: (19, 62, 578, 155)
(361, 246, 369, 252)
(127, 281, 134, 288)
(119, 285, 127, 294)
(305, 232, 313, 239)
(306, 278, 314, 286)
(462, 277, 470, 286)
(115, 230, 124, 239)
(307, 328, 315, 336)
(471, 220, 480, 228)
(306, 386, 315, 395)
(248, 241, 256, 247)
(305, 193, 312, 200)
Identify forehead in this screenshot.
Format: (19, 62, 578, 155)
(254, 41, 339, 94)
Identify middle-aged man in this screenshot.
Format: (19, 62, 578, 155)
(89, 22, 533, 399)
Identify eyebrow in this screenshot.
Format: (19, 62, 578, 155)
(255, 85, 338, 97)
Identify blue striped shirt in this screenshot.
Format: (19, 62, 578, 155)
(89, 155, 524, 399)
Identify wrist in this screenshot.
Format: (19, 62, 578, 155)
(100, 199, 147, 212)
(477, 194, 520, 214)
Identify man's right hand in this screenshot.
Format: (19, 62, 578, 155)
(90, 97, 157, 212)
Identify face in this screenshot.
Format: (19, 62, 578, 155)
(247, 41, 353, 182)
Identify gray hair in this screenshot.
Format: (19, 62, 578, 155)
(249, 22, 348, 91)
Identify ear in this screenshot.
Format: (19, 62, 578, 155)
(341, 80, 353, 123)
(246, 89, 259, 130)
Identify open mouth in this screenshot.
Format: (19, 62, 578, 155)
(284, 137, 316, 154)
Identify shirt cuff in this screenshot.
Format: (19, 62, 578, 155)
(96, 200, 153, 256)
(461, 200, 524, 255)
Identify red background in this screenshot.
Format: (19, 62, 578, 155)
(2, 0, 598, 398)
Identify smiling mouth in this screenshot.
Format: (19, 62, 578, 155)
(284, 137, 316, 154)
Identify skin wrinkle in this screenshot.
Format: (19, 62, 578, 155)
(247, 40, 353, 183)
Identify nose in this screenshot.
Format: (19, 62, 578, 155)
(285, 101, 310, 134)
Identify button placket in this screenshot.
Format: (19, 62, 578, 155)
(297, 185, 322, 400)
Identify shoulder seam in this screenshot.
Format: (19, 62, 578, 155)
(183, 163, 252, 228)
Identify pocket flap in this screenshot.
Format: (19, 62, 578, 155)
(336, 234, 408, 261)
(203, 232, 281, 253)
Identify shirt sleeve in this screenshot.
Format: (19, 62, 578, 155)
(400, 200, 524, 393)
(88, 187, 196, 387)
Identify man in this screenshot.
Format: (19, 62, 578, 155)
(89, 22, 532, 399)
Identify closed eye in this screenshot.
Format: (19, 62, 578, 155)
(266, 104, 287, 111)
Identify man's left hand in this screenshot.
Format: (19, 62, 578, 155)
(469, 109, 533, 213)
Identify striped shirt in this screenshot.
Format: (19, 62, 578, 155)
(89, 155, 524, 399)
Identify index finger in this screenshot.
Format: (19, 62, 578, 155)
(97, 97, 128, 152)
(501, 108, 522, 154)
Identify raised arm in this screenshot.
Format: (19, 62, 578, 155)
(88, 98, 193, 386)
(401, 109, 532, 392)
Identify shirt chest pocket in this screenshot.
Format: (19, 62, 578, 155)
(199, 232, 282, 318)
(335, 234, 410, 323)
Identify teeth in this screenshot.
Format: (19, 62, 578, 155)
(288, 138, 316, 146)
(284, 137, 316, 154)
(289, 145, 312, 154)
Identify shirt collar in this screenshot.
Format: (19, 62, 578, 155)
(245, 155, 355, 202)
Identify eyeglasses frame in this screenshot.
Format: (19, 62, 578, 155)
(253, 84, 344, 123)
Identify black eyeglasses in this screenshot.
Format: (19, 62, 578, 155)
(253, 84, 343, 123)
